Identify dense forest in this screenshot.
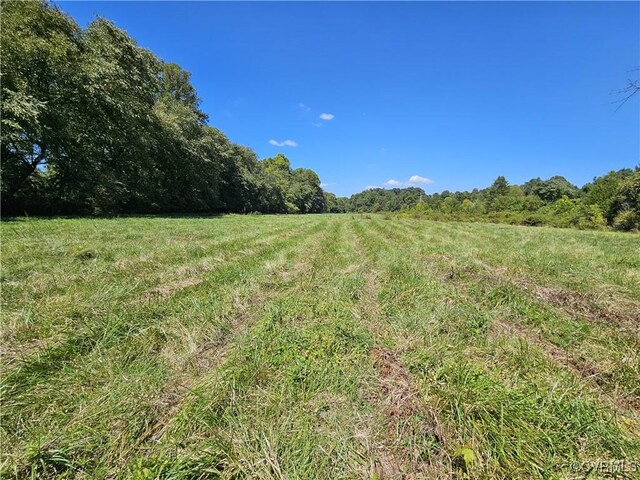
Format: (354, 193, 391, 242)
(1, 0, 325, 216)
(331, 170, 640, 231)
(2, 1, 638, 231)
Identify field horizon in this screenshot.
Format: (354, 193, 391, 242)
(1, 214, 639, 479)
(4, 1, 639, 477)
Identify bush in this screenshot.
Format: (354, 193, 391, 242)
(612, 209, 640, 231)
(522, 213, 545, 226)
(571, 204, 607, 230)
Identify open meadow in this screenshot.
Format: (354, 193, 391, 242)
(1, 215, 639, 479)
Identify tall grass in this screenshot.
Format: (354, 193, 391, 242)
(1, 215, 638, 478)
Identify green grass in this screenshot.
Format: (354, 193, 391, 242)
(1, 214, 639, 479)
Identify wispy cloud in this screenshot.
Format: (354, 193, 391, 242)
(269, 139, 298, 147)
(365, 185, 379, 190)
(319, 113, 334, 121)
(383, 175, 434, 187)
(384, 179, 403, 187)
(313, 123, 323, 128)
(320, 182, 336, 188)
(407, 175, 434, 185)
(299, 102, 311, 112)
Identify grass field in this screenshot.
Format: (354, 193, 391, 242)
(1, 214, 639, 479)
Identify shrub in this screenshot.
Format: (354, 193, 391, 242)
(522, 213, 545, 226)
(612, 209, 640, 231)
(572, 204, 607, 230)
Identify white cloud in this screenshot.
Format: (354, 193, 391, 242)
(313, 123, 323, 128)
(365, 185, 379, 190)
(269, 139, 298, 147)
(319, 113, 334, 121)
(383, 175, 434, 188)
(384, 179, 403, 187)
(407, 175, 434, 185)
(299, 102, 310, 111)
(320, 182, 335, 188)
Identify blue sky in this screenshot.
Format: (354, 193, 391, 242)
(57, 1, 639, 197)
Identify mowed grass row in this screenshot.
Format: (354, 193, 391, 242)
(351, 218, 639, 477)
(1, 214, 639, 479)
(1, 215, 325, 477)
(368, 219, 640, 404)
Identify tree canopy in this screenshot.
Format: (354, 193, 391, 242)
(1, 0, 326, 215)
(1, 0, 637, 232)
(336, 169, 639, 231)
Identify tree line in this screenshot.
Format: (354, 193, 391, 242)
(332, 169, 640, 231)
(1, 0, 326, 216)
(2, 1, 637, 231)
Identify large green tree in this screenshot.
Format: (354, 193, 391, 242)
(1, 0, 329, 215)
(1, 0, 82, 212)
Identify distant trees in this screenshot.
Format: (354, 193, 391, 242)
(339, 168, 639, 231)
(348, 187, 425, 212)
(323, 192, 349, 213)
(609, 169, 640, 230)
(0, 0, 327, 216)
(522, 176, 580, 203)
(2, 0, 637, 232)
(260, 154, 325, 213)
